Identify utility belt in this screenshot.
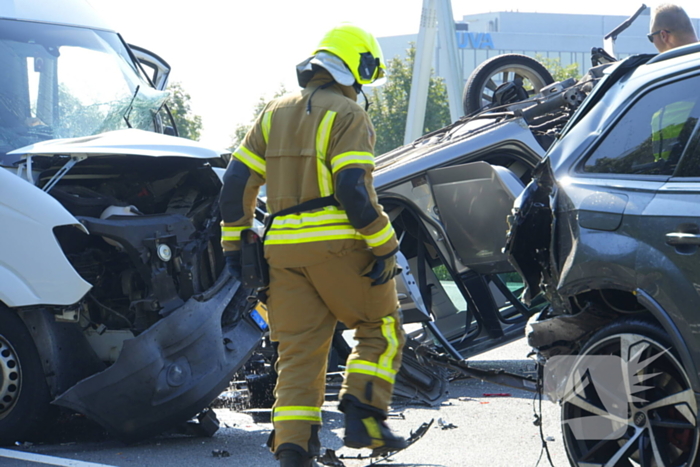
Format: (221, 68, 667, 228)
(239, 195, 340, 291)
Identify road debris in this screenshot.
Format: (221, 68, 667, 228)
(318, 449, 346, 467)
(320, 419, 434, 467)
(437, 418, 457, 430)
(212, 449, 231, 458)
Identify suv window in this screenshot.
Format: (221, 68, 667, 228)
(582, 75, 700, 176)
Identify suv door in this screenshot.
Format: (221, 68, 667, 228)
(636, 103, 700, 368)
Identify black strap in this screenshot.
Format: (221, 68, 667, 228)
(262, 195, 339, 241)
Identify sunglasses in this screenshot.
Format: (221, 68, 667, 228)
(647, 29, 670, 42)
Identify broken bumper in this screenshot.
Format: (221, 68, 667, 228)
(53, 277, 262, 442)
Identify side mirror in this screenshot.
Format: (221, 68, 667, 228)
(163, 126, 177, 136)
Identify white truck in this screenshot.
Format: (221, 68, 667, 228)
(0, 0, 262, 443)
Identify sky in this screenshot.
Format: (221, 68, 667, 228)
(87, 0, 700, 150)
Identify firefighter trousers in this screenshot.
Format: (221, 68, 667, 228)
(265, 247, 405, 455)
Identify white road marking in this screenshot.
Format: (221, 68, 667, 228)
(0, 448, 117, 467)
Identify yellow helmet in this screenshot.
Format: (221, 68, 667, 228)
(313, 24, 386, 86)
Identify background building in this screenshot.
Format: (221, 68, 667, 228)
(379, 9, 700, 84)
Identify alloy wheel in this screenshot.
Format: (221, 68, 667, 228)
(562, 332, 698, 467)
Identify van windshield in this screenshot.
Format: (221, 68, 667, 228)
(0, 19, 168, 160)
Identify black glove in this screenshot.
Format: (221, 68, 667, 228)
(363, 254, 399, 286)
(225, 251, 242, 280)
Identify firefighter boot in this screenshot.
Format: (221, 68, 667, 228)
(339, 395, 407, 454)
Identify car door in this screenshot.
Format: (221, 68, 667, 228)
(636, 111, 700, 368)
(128, 44, 170, 91)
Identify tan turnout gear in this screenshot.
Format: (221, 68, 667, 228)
(219, 62, 405, 458)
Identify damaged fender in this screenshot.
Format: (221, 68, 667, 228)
(53, 277, 262, 442)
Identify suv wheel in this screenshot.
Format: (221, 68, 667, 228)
(0, 307, 51, 445)
(561, 319, 699, 467)
(462, 54, 554, 115)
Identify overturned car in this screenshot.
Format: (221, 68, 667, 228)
(0, 0, 262, 443)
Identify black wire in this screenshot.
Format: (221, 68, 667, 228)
(88, 293, 134, 329)
(533, 366, 556, 467)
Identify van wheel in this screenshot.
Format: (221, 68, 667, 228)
(0, 308, 51, 445)
(561, 319, 699, 467)
(463, 54, 553, 115)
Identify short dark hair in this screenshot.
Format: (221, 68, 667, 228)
(653, 4, 696, 37)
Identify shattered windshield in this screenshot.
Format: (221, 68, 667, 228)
(0, 19, 168, 160)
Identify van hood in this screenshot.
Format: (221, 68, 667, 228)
(8, 129, 228, 160)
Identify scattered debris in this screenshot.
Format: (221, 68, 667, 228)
(483, 393, 512, 397)
(458, 396, 475, 402)
(546, 436, 556, 442)
(437, 418, 457, 430)
(212, 449, 231, 458)
(480, 401, 490, 405)
(318, 449, 346, 467)
(332, 419, 434, 466)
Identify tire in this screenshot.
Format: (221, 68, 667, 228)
(560, 319, 699, 467)
(462, 54, 554, 115)
(0, 308, 52, 445)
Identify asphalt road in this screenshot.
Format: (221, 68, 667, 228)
(0, 339, 571, 467)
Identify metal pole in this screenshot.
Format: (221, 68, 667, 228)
(436, 0, 464, 122)
(404, 0, 437, 145)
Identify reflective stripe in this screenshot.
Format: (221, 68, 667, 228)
(652, 101, 694, 161)
(271, 211, 351, 229)
(316, 111, 336, 197)
(234, 145, 266, 177)
(273, 406, 322, 422)
(346, 317, 400, 385)
(378, 316, 400, 371)
(261, 110, 272, 145)
(330, 151, 375, 173)
(346, 359, 396, 384)
(362, 222, 395, 248)
(266, 226, 362, 245)
(221, 225, 249, 241)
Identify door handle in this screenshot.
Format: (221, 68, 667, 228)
(666, 232, 700, 246)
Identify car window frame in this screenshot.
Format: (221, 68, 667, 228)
(572, 70, 700, 182)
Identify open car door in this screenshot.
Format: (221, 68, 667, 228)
(129, 44, 171, 91)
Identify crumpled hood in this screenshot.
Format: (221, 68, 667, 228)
(8, 129, 228, 160)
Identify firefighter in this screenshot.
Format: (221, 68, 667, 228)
(220, 24, 406, 467)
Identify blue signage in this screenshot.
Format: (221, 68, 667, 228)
(456, 32, 495, 50)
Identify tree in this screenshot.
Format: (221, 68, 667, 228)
(535, 55, 582, 82)
(368, 44, 451, 155)
(165, 82, 202, 141)
(230, 85, 289, 150)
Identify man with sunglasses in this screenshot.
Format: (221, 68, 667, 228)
(648, 4, 698, 53)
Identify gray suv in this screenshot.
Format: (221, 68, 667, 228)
(507, 43, 700, 466)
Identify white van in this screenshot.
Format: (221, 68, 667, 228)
(0, 0, 262, 443)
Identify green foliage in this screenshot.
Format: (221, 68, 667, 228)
(230, 85, 289, 150)
(535, 55, 581, 82)
(368, 44, 451, 155)
(165, 82, 202, 141)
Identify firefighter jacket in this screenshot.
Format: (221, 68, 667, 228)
(220, 70, 398, 268)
